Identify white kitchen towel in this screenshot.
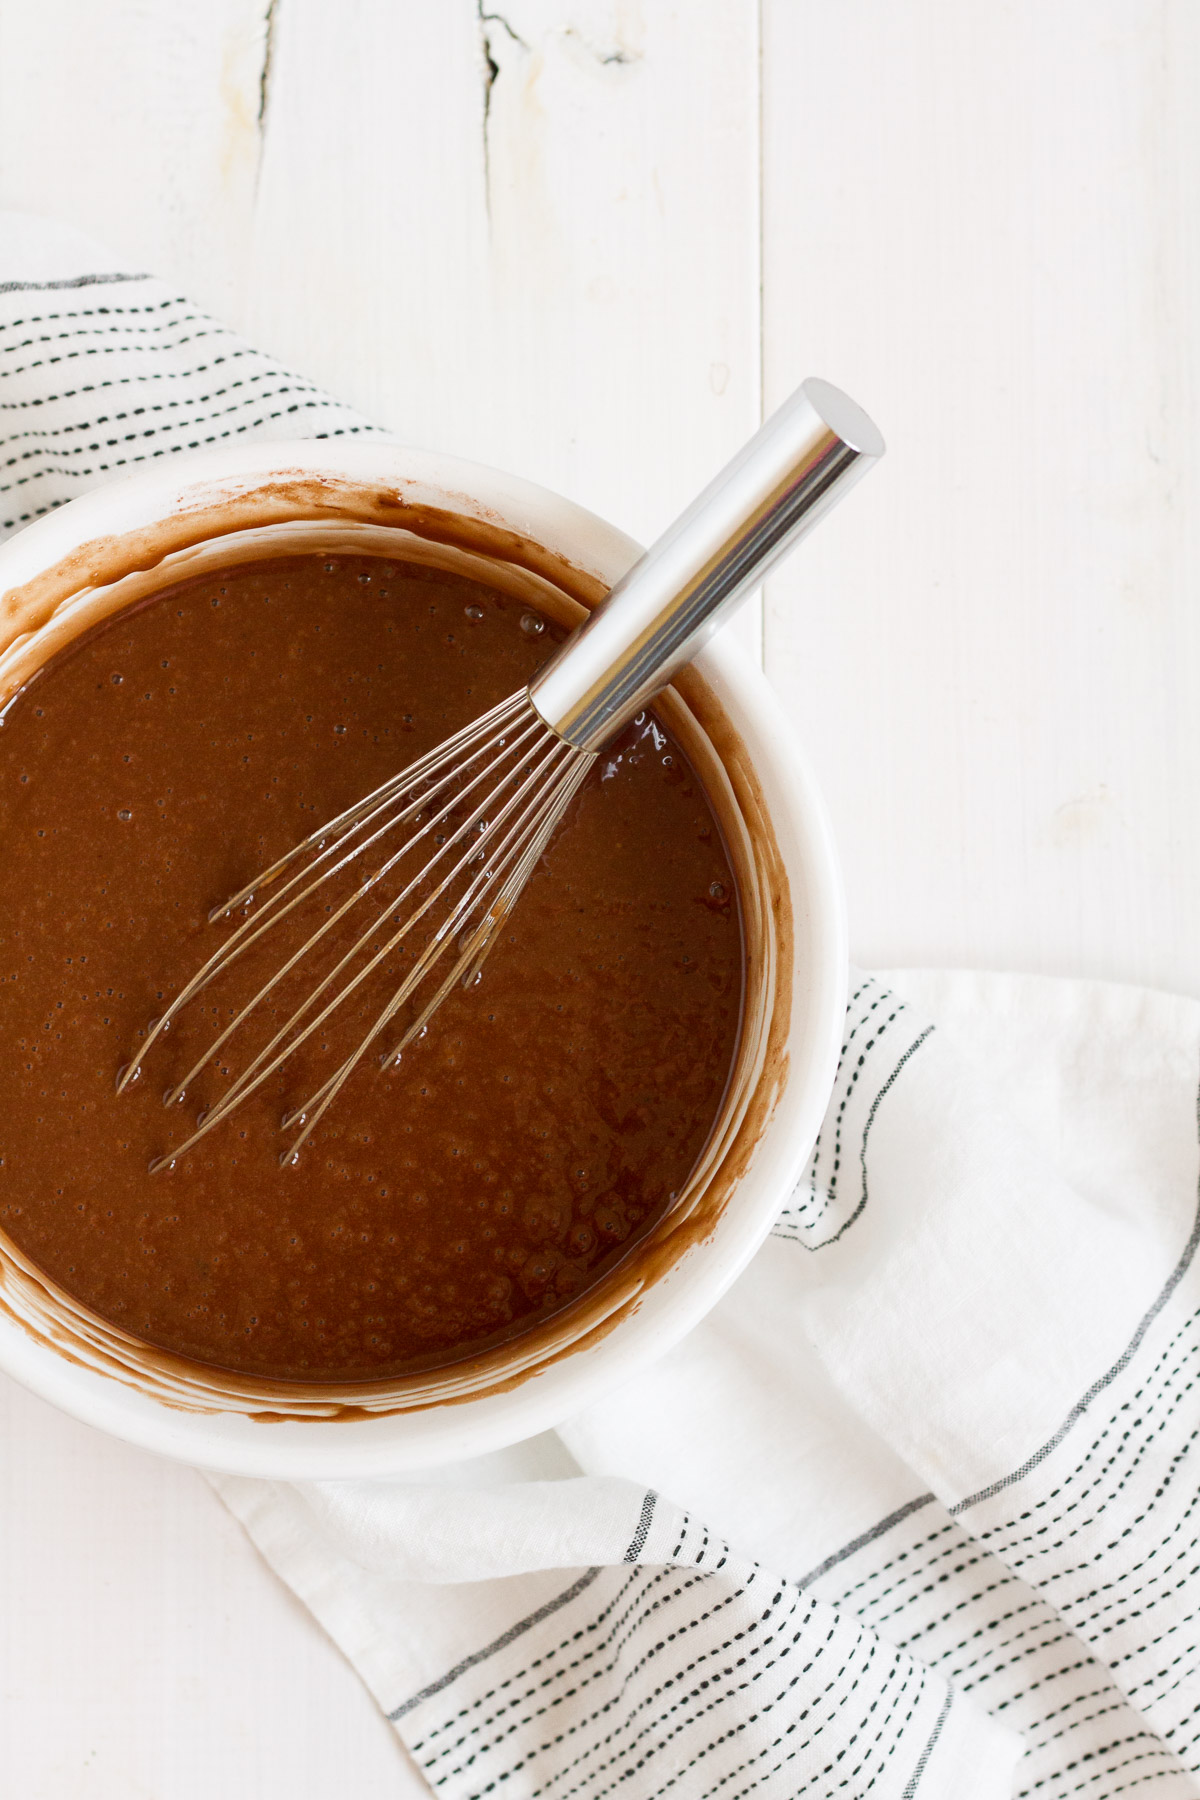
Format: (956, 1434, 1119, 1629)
(4, 214, 1200, 1799)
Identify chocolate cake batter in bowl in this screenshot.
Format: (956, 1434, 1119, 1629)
(0, 441, 845, 1474)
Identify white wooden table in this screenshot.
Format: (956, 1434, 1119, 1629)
(1, 3, 1197, 1792)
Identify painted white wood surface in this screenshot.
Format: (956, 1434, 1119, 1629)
(0, 1, 1196, 1793)
(761, 0, 1200, 995)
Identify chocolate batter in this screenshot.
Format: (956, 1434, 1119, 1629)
(0, 553, 742, 1382)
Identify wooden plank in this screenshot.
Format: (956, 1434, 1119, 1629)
(0, 0, 267, 322)
(246, 0, 763, 653)
(761, 0, 1200, 994)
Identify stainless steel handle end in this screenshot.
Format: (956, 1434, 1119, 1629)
(530, 377, 884, 750)
(799, 376, 885, 460)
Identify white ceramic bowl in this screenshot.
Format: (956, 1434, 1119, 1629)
(0, 440, 846, 1475)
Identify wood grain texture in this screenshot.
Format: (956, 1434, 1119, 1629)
(761, 0, 1200, 994)
(0, 0, 267, 322)
(243, 0, 763, 651)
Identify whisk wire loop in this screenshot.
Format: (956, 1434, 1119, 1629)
(170, 723, 573, 1143)
(278, 746, 595, 1161)
(140, 692, 594, 1167)
(213, 689, 529, 916)
(122, 694, 536, 1100)
(155, 707, 547, 1109)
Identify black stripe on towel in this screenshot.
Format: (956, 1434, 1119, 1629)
(624, 1490, 657, 1561)
(388, 1567, 604, 1723)
(0, 271, 152, 295)
(901, 1688, 952, 1797)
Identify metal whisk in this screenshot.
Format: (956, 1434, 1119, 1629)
(122, 379, 883, 1166)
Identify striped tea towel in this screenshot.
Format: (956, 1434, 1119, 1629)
(4, 213, 1200, 1800)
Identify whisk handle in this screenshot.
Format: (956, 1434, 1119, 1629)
(528, 377, 884, 752)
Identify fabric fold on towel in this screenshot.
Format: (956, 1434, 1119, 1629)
(220, 1460, 1016, 1799)
(6, 214, 1200, 1800)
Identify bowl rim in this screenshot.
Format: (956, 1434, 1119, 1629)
(0, 439, 847, 1475)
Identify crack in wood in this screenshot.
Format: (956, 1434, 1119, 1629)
(476, 3, 528, 222)
(563, 25, 639, 67)
(258, 0, 279, 135)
